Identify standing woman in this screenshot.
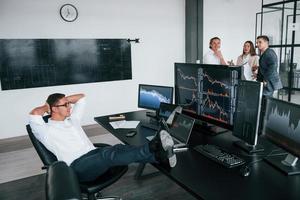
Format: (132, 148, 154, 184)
(236, 41, 259, 80)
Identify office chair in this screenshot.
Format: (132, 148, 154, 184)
(46, 161, 82, 200)
(27, 115, 128, 200)
(47, 161, 123, 200)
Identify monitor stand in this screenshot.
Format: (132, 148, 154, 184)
(264, 154, 300, 176)
(209, 125, 228, 134)
(146, 111, 157, 118)
(234, 141, 264, 154)
(141, 112, 159, 131)
(199, 122, 228, 136)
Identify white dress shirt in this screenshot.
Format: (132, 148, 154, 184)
(29, 97, 96, 165)
(236, 54, 259, 80)
(203, 49, 221, 65)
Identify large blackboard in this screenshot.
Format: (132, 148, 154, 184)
(0, 39, 132, 90)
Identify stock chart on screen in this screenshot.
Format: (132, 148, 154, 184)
(175, 63, 241, 126)
(264, 98, 300, 157)
(175, 65, 199, 114)
(199, 67, 238, 125)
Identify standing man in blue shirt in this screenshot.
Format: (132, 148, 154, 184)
(256, 35, 283, 96)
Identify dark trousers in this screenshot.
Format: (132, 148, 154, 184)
(70, 143, 155, 182)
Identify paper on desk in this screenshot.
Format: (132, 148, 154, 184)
(109, 120, 140, 129)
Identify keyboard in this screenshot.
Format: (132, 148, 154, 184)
(194, 144, 245, 168)
(140, 122, 159, 131)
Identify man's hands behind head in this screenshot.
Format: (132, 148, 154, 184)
(45, 103, 50, 114)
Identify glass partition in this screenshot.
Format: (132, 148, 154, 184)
(291, 47, 300, 90)
(262, 5, 283, 45)
(283, 3, 297, 45)
(261, 0, 299, 102)
(295, 7, 300, 44)
(263, 0, 288, 4)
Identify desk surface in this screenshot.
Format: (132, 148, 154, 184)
(95, 110, 300, 200)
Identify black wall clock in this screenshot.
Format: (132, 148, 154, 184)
(60, 4, 78, 22)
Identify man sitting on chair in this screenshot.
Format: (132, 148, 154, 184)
(29, 93, 176, 182)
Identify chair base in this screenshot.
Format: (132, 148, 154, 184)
(83, 192, 122, 200)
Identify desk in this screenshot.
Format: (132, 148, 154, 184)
(95, 110, 300, 200)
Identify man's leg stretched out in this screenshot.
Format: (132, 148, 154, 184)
(71, 130, 176, 182)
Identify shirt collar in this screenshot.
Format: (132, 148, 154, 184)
(48, 117, 70, 124)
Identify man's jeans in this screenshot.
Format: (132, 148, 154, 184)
(70, 144, 155, 182)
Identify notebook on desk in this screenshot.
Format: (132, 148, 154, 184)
(146, 113, 195, 147)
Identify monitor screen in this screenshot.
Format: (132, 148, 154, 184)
(175, 63, 241, 130)
(138, 84, 173, 111)
(158, 102, 179, 120)
(263, 97, 300, 158)
(233, 80, 263, 145)
(0, 39, 132, 90)
(169, 113, 195, 144)
(174, 64, 199, 114)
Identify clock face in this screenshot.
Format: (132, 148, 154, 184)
(60, 4, 78, 22)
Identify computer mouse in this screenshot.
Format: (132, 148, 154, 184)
(126, 130, 137, 137)
(240, 165, 251, 177)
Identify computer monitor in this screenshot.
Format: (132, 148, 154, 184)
(174, 63, 242, 134)
(263, 97, 300, 175)
(158, 102, 183, 124)
(138, 84, 173, 117)
(158, 103, 178, 120)
(233, 80, 264, 153)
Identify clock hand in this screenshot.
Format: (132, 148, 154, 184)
(66, 9, 70, 17)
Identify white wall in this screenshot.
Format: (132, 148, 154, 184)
(0, 0, 185, 139)
(0, 0, 263, 139)
(203, 0, 262, 63)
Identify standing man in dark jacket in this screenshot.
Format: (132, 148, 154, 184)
(256, 35, 283, 96)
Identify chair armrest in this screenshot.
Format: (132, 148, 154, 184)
(46, 161, 81, 200)
(42, 165, 48, 170)
(93, 143, 111, 148)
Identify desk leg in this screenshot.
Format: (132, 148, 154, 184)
(134, 163, 146, 180)
(134, 163, 161, 180)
